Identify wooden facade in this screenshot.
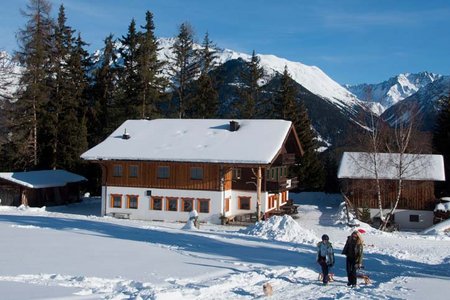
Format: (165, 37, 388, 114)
(340, 178, 437, 211)
(100, 160, 298, 194)
(102, 161, 222, 191)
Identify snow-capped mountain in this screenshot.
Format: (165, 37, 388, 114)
(345, 72, 441, 114)
(157, 38, 367, 116)
(0, 51, 22, 103)
(381, 75, 450, 130)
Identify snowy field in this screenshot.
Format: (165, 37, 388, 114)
(0, 193, 449, 299)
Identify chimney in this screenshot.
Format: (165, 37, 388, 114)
(122, 128, 130, 139)
(229, 120, 240, 132)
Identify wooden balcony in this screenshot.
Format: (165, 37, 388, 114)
(266, 177, 298, 192)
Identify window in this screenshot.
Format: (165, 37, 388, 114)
(151, 197, 163, 210)
(166, 197, 178, 211)
(198, 199, 210, 213)
(190, 167, 203, 180)
(225, 197, 230, 212)
(410, 214, 420, 222)
(281, 191, 287, 203)
(111, 194, 122, 208)
(268, 195, 276, 209)
(129, 165, 138, 178)
(127, 195, 138, 209)
(157, 166, 170, 179)
(239, 197, 251, 210)
(232, 168, 241, 180)
(182, 198, 194, 212)
(113, 165, 123, 177)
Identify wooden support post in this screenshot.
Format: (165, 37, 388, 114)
(257, 166, 262, 221)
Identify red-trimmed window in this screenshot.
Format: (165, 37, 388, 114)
(111, 194, 122, 208)
(268, 195, 276, 209)
(166, 197, 178, 211)
(151, 197, 163, 210)
(197, 198, 210, 213)
(281, 191, 287, 203)
(239, 197, 251, 210)
(225, 197, 230, 212)
(127, 195, 139, 209)
(182, 198, 194, 212)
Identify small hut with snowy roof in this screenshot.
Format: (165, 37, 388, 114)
(0, 170, 87, 207)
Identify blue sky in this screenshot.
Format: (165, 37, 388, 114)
(1, 0, 450, 85)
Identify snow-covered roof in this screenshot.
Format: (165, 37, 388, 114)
(0, 170, 87, 189)
(81, 119, 293, 164)
(338, 152, 445, 181)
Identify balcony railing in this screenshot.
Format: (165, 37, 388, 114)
(266, 177, 298, 192)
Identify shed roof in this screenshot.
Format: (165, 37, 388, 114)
(338, 152, 445, 181)
(0, 170, 87, 189)
(81, 119, 296, 164)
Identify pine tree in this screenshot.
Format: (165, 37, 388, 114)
(269, 67, 325, 190)
(89, 34, 119, 145)
(198, 32, 216, 73)
(39, 4, 74, 169)
(271, 65, 298, 119)
(188, 32, 219, 118)
(116, 19, 141, 123)
(57, 33, 89, 171)
(433, 95, 450, 195)
(168, 22, 200, 118)
(11, 0, 53, 169)
(38, 5, 89, 171)
(137, 11, 167, 119)
(237, 50, 264, 118)
(295, 101, 325, 190)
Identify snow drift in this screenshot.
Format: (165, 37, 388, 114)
(239, 215, 318, 244)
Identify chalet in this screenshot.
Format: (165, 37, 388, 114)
(81, 119, 303, 224)
(0, 170, 87, 207)
(338, 152, 445, 230)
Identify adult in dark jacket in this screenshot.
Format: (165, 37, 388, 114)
(317, 234, 335, 285)
(342, 230, 364, 287)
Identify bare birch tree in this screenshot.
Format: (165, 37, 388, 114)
(347, 112, 388, 225)
(349, 110, 429, 231)
(379, 116, 429, 231)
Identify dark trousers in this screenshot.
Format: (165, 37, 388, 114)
(318, 258, 329, 283)
(346, 258, 357, 285)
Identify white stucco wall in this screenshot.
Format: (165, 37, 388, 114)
(369, 208, 434, 230)
(102, 186, 289, 224)
(102, 186, 225, 224)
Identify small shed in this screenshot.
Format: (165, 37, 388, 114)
(0, 170, 87, 207)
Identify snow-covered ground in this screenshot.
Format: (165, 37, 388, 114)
(0, 193, 449, 299)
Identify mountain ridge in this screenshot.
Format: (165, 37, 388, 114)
(345, 71, 442, 114)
